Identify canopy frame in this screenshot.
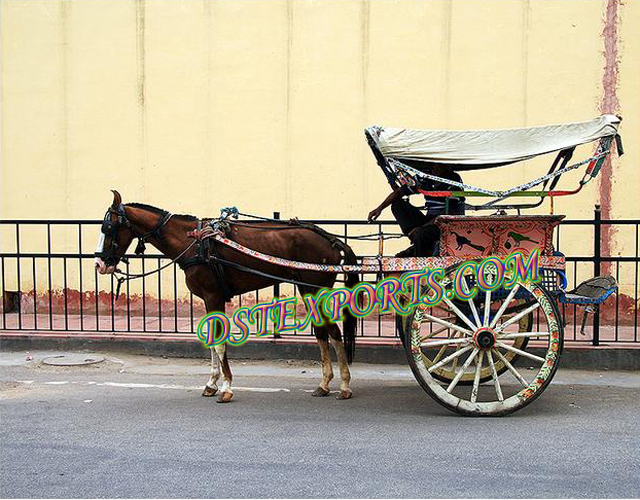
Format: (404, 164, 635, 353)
(366, 119, 623, 212)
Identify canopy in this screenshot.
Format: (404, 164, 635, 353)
(367, 115, 620, 170)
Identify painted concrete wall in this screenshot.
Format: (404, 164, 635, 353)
(1, 0, 638, 295)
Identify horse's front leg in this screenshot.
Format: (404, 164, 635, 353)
(202, 294, 233, 403)
(202, 348, 220, 397)
(214, 343, 234, 403)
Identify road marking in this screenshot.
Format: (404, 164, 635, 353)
(14, 379, 289, 393)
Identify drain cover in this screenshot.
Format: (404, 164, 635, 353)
(42, 354, 105, 366)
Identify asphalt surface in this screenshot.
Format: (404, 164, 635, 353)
(1, 350, 639, 498)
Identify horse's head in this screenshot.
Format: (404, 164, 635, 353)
(94, 190, 137, 275)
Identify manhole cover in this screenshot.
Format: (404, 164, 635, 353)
(42, 354, 105, 366)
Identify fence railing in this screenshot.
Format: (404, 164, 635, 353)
(0, 206, 638, 345)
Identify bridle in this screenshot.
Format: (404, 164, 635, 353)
(96, 203, 199, 299)
(95, 203, 173, 266)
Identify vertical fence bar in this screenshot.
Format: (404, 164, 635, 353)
(78, 223, 84, 331)
(189, 291, 194, 333)
(47, 224, 53, 329)
(173, 263, 178, 332)
(157, 257, 162, 333)
(273, 212, 280, 301)
(593, 205, 601, 346)
(126, 261, 131, 331)
(32, 257, 37, 330)
(272, 212, 281, 339)
(110, 274, 115, 331)
(635, 223, 639, 343)
(142, 258, 146, 332)
(1, 257, 6, 329)
(16, 224, 22, 329)
(63, 257, 68, 330)
(94, 266, 99, 331)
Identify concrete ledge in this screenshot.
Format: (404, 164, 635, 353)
(1, 332, 639, 370)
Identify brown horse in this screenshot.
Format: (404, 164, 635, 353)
(95, 191, 359, 402)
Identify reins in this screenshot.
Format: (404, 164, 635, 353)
(112, 240, 198, 299)
(233, 212, 405, 241)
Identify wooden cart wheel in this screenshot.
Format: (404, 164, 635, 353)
(404, 272, 563, 416)
(399, 266, 533, 385)
(401, 301, 532, 385)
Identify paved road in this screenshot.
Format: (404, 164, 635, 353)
(1, 350, 639, 498)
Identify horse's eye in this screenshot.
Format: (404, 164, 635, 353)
(102, 222, 113, 234)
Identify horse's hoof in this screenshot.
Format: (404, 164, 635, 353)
(337, 390, 353, 400)
(202, 386, 218, 397)
(311, 387, 330, 397)
(216, 391, 233, 403)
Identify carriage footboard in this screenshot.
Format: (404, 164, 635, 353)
(559, 275, 617, 305)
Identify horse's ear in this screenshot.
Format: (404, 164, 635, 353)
(111, 190, 122, 208)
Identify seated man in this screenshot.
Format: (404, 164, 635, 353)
(367, 166, 465, 256)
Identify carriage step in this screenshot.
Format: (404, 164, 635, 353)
(559, 275, 617, 305)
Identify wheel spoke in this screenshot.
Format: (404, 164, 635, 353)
(499, 331, 550, 340)
(496, 341, 545, 363)
(495, 302, 540, 332)
(423, 313, 472, 336)
(442, 297, 477, 332)
(483, 289, 492, 326)
(420, 325, 449, 342)
(421, 337, 470, 348)
(428, 345, 474, 372)
(486, 350, 504, 401)
(451, 343, 461, 371)
(489, 283, 521, 328)
(470, 350, 485, 403)
(446, 348, 479, 393)
(492, 348, 529, 387)
(459, 276, 482, 328)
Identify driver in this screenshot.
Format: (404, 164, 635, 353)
(367, 166, 465, 256)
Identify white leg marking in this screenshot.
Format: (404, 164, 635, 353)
(329, 337, 351, 395)
(318, 339, 334, 391)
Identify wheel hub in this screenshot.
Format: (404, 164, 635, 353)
(473, 327, 496, 349)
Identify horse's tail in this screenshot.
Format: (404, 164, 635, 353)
(338, 241, 359, 364)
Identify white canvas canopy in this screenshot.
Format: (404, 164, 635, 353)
(367, 115, 620, 168)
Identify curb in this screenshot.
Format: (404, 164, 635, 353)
(1, 333, 639, 370)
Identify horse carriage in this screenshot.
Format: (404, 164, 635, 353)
(97, 115, 622, 415)
(360, 114, 622, 416)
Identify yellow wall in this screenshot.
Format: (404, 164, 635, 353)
(1, 0, 639, 294)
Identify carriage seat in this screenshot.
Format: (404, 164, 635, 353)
(559, 275, 617, 305)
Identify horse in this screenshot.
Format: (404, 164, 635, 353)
(94, 191, 359, 402)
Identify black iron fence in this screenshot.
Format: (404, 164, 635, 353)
(0, 206, 638, 345)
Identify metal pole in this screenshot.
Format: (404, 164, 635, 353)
(273, 211, 280, 339)
(593, 204, 601, 346)
(273, 211, 280, 300)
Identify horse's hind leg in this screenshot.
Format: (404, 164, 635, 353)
(312, 330, 333, 397)
(329, 330, 352, 400)
(202, 348, 220, 397)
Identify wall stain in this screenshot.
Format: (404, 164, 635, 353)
(284, 0, 293, 215)
(60, 2, 70, 218)
(442, 0, 452, 127)
(135, 0, 147, 198)
(202, 1, 213, 202)
(361, 0, 369, 205)
(521, 0, 530, 127)
(599, 0, 621, 263)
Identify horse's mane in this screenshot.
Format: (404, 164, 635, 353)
(126, 202, 198, 221)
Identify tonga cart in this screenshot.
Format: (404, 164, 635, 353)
(362, 114, 623, 416)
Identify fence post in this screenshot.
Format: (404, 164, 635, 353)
(272, 212, 281, 338)
(593, 204, 601, 346)
(273, 211, 280, 300)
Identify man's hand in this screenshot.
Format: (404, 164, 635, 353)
(367, 207, 382, 222)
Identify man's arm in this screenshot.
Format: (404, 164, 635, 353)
(367, 187, 404, 222)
